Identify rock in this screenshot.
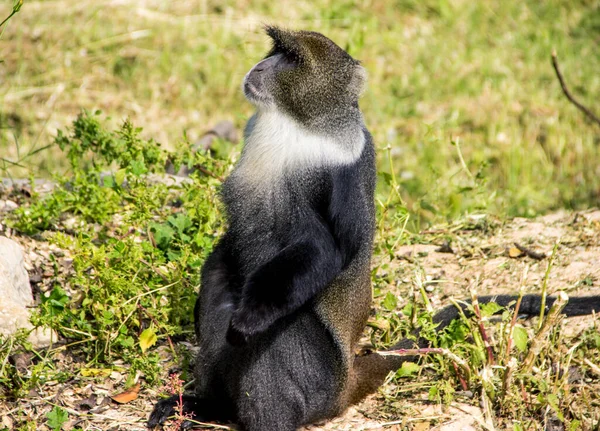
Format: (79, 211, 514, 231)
(0, 177, 56, 196)
(193, 120, 239, 151)
(0, 236, 55, 348)
(165, 120, 238, 177)
(0, 236, 32, 307)
(0, 199, 18, 212)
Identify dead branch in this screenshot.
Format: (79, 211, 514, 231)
(514, 242, 546, 260)
(551, 50, 600, 128)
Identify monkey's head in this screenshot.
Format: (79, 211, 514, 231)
(243, 27, 367, 128)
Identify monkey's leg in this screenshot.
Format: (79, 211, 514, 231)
(345, 341, 420, 407)
(233, 312, 340, 431)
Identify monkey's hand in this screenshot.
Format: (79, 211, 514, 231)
(225, 239, 343, 346)
(226, 299, 270, 346)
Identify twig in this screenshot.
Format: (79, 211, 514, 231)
(195, 164, 224, 181)
(551, 50, 600, 127)
(480, 385, 496, 431)
(513, 242, 546, 260)
(470, 286, 495, 365)
(522, 291, 569, 373)
(501, 357, 518, 407)
(139, 258, 169, 280)
(582, 358, 600, 377)
(538, 240, 559, 329)
(185, 419, 234, 430)
(0, 0, 23, 34)
(451, 361, 469, 391)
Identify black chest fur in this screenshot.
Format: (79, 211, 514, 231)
(221, 167, 332, 278)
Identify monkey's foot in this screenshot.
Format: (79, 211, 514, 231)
(147, 395, 200, 429)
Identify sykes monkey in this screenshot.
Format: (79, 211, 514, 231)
(149, 27, 600, 431)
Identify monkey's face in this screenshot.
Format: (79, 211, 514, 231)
(243, 27, 367, 128)
(243, 53, 295, 107)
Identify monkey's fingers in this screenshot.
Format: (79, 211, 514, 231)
(148, 395, 180, 428)
(148, 395, 199, 429)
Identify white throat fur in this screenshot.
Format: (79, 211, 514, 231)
(235, 109, 365, 181)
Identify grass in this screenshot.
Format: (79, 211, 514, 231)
(1, 0, 599, 227)
(1, 1, 600, 430)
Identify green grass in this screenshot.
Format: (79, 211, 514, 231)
(1, 0, 599, 227)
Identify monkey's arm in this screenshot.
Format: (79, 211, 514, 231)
(227, 230, 343, 344)
(226, 165, 371, 345)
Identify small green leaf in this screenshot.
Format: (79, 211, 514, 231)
(401, 303, 413, 317)
(396, 361, 420, 377)
(428, 385, 439, 401)
(139, 327, 158, 353)
(512, 325, 528, 353)
(167, 249, 182, 261)
(546, 393, 564, 421)
(382, 292, 398, 311)
(115, 168, 127, 186)
(445, 319, 469, 343)
(480, 301, 503, 317)
(130, 158, 147, 176)
(47, 406, 68, 431)
(150, 223, 175, 249)
(168, 213, 194, 244)
(379, 171, 393, 186)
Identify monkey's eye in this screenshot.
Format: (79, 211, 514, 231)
(277, 54, 298, 71)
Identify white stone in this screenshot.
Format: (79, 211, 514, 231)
(0, 236, 32, 307)
(0, 236, 55, 348)
(0, 200, 18, 212)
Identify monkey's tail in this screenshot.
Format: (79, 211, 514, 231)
(347, 294, 600, 405)
(428, 294, 600, 331)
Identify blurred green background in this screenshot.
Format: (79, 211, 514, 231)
(1, 0, 599, 226)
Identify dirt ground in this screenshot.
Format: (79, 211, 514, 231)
(2, 210, 599, 430)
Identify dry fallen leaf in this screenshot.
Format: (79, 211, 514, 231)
(508, 246, 524, 258)
(110, 382, 141, 404)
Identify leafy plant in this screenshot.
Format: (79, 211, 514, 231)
(46, 406, 68, 431)
(4, 112, 229, 391)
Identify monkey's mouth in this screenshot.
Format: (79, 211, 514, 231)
(243, 81, 266, 104)
(244, 81, 260, 98)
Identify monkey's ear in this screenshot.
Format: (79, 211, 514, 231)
(264, 25, 302, 58)
(349, 65, 368, 98)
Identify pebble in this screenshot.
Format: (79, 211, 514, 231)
(0, 199, 18, 212)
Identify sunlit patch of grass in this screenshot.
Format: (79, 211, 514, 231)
(1, 1, 599, 224)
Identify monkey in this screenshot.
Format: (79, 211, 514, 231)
(148, 27, 600, 431)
